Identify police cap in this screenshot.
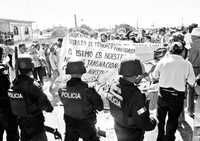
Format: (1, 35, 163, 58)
(65, 60, 86, 74)
(18, 56, 34, 70)
(119, 59, 143, 77)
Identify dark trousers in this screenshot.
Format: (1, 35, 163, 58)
(21, 131, 48, 141)
(157, 88, 184, 141)
(188, 67, 200, 116)
(0, 112, 19, 141)
(33, 67, 44, 84)
(19, 114, 47, 141)
(114, 122, 144, 141)
(187, 85, 195, 116)
(64, 115, 99, 141)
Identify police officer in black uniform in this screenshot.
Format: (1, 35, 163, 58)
(107, 58, 157, 141)
(9, 56, 53, 141)
(58, 60, 103, 141)
(0, 46, 19, 141)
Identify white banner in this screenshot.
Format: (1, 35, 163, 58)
(58, 33, 161, 82)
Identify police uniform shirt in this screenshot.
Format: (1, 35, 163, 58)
(59, 78, 103, 120)
(153, 54, 195, 91)
(107, 78, 156, 131)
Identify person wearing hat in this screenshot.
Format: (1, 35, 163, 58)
(58, 59, 103, 141)
(152, 41, 196, 141)
(9, 55, 53, 141)
(186, 27, 200, 117)
(189, 27, 200, 76)
(107, 58, 157, 141)
(0, 46, 19, 141)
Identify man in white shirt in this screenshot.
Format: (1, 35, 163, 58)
(153, 42, 195, 141)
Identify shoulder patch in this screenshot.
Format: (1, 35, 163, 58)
(107, 91, 123, 108)
(137, 107, 147, 115)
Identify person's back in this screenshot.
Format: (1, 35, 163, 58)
(156, 54, 193, 91)
(153, 41, 195, 141)
(0, 47, 19, 141)
(9, 56, 53, 141)
(189, 28, 200, 76)
(107, 59, 156, 141)
(58, 60, 103, 141)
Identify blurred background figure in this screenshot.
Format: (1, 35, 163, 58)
(30, 43, 45, 85)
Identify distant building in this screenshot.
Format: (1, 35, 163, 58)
(0, 18, 34, 42)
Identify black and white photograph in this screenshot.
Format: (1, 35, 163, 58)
(0, 0, 200, 141)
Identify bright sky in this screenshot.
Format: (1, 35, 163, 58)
(0, 0, 200, 29)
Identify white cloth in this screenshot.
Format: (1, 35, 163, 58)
(184, 33, 192, 49)
(49, 52, 58, 70)
(153, 54, 195, 91)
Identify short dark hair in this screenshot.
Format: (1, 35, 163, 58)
(19, 44, 25, 48)
(170, 42, 185, 55)
(58, 38, 63, 43)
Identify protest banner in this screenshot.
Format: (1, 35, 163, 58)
(58, 33, 162, 83)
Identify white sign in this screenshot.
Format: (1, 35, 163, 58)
(59, 33, 161, 82)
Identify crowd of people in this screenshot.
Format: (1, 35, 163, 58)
(0, 22, 200, 141)
(0, 32, 14, 45)
(99, 23, 199, 44)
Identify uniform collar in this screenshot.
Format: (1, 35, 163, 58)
(119, 77, 136, 87)
(170, 54, 184, 60)
(67, 78, 87, 87)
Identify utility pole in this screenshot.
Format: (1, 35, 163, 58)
(181, 17, 184, 27)
(74, 14, 78, 28)
(136, 18, 139, 29)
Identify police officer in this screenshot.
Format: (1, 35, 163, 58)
(9, 55, 53, 141)
(58, 59, 103, 141)
(0, 46, 19, 141)
(153, 41, 196, 141)
(107, 58, 157, 141)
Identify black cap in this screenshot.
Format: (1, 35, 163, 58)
(119, 59, 143, 77)
(18, 57, 34, 69)
(65, 61, 86, 74)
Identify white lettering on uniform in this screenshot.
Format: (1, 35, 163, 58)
(137, 107, 147, 115)
(61, 91, 81, 99)
(107, 93, 122, 108)
(8, 92, 23, 99)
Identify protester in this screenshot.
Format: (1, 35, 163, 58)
(9, 55, 53, 141)
(0, 46, 19, 141)
(184, 24, 198, 49)
(58, 59, 103, 141)
(44, 44, 52, 78)
(49, 43, 59, 94)
(18, 44, 26, 55)
(186, 27, 200, 118)
(107, 58, 157, 141)
(152, 41, 196, 141)
(30, 43, 44, 85)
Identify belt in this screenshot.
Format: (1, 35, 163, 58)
(193, 66, 200, 69)
(159, 87, 185, 97)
